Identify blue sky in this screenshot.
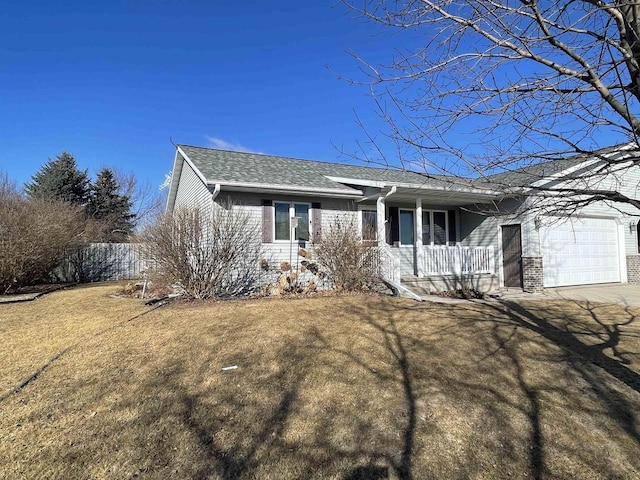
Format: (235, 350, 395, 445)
(0, 1, 395, 191)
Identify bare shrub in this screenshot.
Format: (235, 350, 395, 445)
(140, 203, 263, 300)
(0, 174, 87, 293)
(315, 217, 380, 291)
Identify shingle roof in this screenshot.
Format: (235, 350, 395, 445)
(474, 144, 630, 188)
(178, 144, 458, 192)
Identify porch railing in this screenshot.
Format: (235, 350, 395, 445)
(375, 245, 401, 284)
(424, 245, 495, 275)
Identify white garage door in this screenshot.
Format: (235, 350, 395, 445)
(540, 217, 621, 287)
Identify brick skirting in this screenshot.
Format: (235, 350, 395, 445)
(522, 256, 544, 293)
(628, 255, 640, 284)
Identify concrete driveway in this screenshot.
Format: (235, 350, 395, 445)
(542, 284, 640, 307)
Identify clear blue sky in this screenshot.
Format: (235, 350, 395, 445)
(0, 1, 395, 191)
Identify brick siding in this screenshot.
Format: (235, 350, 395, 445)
(522, 256, 544, 293)
(627, 255, 640, 284)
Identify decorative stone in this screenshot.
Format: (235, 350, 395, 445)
(278, 275, 290, 291)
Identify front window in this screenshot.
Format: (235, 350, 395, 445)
(275, 202, 290, 241)
(294, 203, 309, 241)
(274, 202, 311, 241)
(422, 210, 454, 245)
(362, 210, 377, 241)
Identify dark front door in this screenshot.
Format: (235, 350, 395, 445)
(502, 225, 523, 288)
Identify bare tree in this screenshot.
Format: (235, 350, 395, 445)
(316, 217, 381, 291)
(113, 169, 167, 230)
(140, 203, 263, 300)
(0, 172, 87, 293)
(341, 1, 640, 211)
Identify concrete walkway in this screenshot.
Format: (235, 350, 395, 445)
(541, 284, 640, 307)
(418, 284, 640, 306)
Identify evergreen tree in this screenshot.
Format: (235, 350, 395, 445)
(87, 168, 135, 241)
(25, 151, 90, 205)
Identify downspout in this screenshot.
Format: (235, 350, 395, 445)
(376, 185, 397, 237)
(211, 183, 221, 202)
(210, 184, 222, 220)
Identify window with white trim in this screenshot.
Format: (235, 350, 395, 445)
(274, 202, 311, 241)
(422, 210, 454, 245)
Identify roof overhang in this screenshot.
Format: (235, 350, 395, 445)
(215, 181, 364, 199)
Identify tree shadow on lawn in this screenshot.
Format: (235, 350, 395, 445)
(462, 298, 640, 477)
(330, 297, 640, 480)
(24, 296, 640, 479)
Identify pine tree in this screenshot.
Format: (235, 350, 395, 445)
(87, 168, 135, 242)
(24, 151, 90, 205)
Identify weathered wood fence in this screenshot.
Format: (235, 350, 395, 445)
(55, 243, 152, 283)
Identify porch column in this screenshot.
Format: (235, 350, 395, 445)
(376, 195, 386, 245)
(415, 198, 425, 277)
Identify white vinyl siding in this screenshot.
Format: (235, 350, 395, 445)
(173, 158, 212, 214)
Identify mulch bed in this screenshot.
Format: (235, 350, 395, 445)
(436, 288, 485, 299)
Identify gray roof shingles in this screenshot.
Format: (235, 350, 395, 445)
(179, 145, 457, 192)
(474, 144, 630, 188)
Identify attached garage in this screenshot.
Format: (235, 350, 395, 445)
(539, 216, 622, 287)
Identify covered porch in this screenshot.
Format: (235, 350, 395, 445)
(360, 184, 499, 286)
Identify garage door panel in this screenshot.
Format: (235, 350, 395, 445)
(540, 217, 621, 287)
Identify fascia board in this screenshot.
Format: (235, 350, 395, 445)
(177, 146, 209, 184)
(530, 146, 637, 189)
(217, 182, 363, 199)
(166, 149, 183, 213)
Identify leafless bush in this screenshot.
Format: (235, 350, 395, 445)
(0, 174, 87, 293)
(139, 203, 263, 299)
(316, 217, 380, 291)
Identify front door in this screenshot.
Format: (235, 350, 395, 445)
(399, 209, 416, 275)
(502, 224, 523, 288)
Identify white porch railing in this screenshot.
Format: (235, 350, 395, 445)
(424, 246, 495, 275)
(375, 245, 401, 284)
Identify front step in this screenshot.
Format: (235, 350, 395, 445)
(401, 275, 434, 297)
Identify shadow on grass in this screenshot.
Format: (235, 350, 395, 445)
(492, 299, 640, 446)
(45, 295, 640, 479)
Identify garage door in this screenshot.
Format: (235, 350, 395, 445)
(540, 217, 621, 287)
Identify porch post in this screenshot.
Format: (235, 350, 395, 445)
(415, 198, 425, 277)
(376, 196, 386, 245)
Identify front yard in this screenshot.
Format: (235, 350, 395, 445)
(1, 285, 639, 479)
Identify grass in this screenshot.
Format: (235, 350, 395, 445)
(1, 285, 639, 479)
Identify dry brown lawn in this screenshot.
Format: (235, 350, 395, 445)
(1, 285, 639, 479)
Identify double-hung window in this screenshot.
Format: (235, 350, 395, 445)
(274, 202, 310, 241)
(422, 210, 456, 245)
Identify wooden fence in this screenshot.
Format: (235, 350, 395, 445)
(55, 243, 152, 283)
